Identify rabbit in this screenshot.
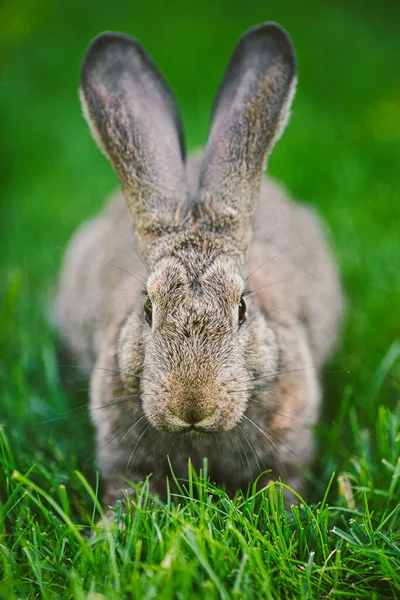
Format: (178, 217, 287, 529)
(55, 23, 343, 509)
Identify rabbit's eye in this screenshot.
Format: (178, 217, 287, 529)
(144, 297, 153, 325)
(238, 297, 246, 326)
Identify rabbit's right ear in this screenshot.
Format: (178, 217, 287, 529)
(197, 23, 297, 254)
(80, 32, 190, 251)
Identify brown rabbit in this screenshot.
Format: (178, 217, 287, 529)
(55, 23, 343, 508)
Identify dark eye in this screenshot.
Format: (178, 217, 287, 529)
(238, 297, 246, 326)
(144, 297, 153, 325)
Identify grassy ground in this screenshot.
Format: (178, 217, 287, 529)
(1, 0, 400, 597)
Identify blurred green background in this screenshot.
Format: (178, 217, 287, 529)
(1, 0, 399, 477)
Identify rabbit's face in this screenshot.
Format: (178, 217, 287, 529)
(119, 240, 279, 434)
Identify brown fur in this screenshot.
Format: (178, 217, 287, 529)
(55, 23, 343, 508)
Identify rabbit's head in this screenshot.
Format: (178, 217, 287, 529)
(80, 24, 297, 434)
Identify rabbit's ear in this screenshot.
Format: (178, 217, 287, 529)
(197, 23, 297, 254)
(80, 32, 189, 248)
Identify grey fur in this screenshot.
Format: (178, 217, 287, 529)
(80, 32, 189, 250)
(198, 23, 297, 253)
(55, 23, 343, 508)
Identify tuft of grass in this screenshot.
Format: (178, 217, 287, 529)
(1, 399, 399, 599)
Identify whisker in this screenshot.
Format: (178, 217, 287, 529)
(129, 425, 160, 473)
(237, 365, 351, 387)
(57, 364, 150, 384)
(126, 422, 152, 471)
(91, 296, 147, 302)
(55, 287, 143, 296)
(237, 365, 317, 385)
(109, 222, 150, 274)
(244, 243, 303, 285)
(91, 366, 150, 383)
(94, 366, 147, 381)
(59, 373, 92, 384)
(244, 277, 291, 297)
(242, 415, 287, 476)
(82, 413, 146, 467)
(226, 430, 243, 482)
(235, 427, 253, 483)
(134, 224, 153, 270)
(95, 258, 146, 287)
(255, 384, 305, 409)
(237, 425, 263, 476)
(266, 429, 298, 460)
(227, 389, 283, 407)
(39, 393, 142, 424)
(115, 414, 148, 449)
(228, 384, 306, 416)
(247, 399, 297, 422)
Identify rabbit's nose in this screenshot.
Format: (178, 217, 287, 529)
(167, 403, 215, 428)
(181, 398, 215, 425)
(167, 406, 200, 426)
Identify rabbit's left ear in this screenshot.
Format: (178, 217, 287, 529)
(197, 23, 297, 254)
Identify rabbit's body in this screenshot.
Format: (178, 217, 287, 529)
(56, 24, 342, 507)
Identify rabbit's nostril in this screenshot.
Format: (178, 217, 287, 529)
(193, 410, 218, 432)
(168, 404, 202, 426)
(182, 406, 200, 425)
(167, 405, 217, 430)
(167, 409, 190, 424)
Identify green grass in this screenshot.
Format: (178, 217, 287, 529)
(1, 0, 400, 597)
(1, 412, 400, 599)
